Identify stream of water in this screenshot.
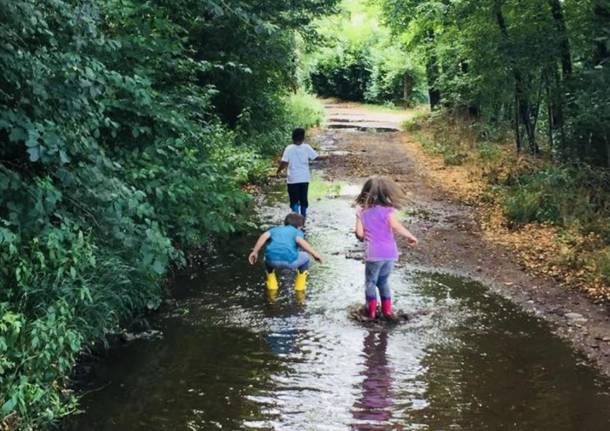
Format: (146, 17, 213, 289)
(66, 179, 610, 431)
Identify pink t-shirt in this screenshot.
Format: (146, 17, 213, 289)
(360, 205, 398, 261)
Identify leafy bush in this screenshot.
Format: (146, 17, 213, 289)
(365, 44, 426, 105)
(478, 142, 503, 162)
(306, 0, 425, 104)
(311, 46, 372, 101)
(0, 0, 334, 427)
(599, 251, 610, 285)
(286, 92, 325, 130)
(502, 166, 609, 229)
(443, 151, 469, 166)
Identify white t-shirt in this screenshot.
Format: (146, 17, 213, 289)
(282, 143, 318, 184)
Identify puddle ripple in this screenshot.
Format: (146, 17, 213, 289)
(66, 181, 610, 431)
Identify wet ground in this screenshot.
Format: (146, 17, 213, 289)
(66, 105, 610, 430)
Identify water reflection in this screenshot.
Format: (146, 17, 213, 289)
(352, 330, 398, 430)
(266, 328, 299, 356)
(65, 177, 610, 431)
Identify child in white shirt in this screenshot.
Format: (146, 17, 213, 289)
(276, 128, 321, 219)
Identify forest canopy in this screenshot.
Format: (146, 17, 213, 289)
(304, 0, 610, 166)
(375, 0, 610, 165)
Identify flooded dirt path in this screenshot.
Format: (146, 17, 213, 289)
(66, 103, 610, 430)
(320, 101, 610, 376)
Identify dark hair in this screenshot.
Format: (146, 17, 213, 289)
(355, 176, 405, 209)
(292, 128, 305, 142)
(284, 212, 305, 228)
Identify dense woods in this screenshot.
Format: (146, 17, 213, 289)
(377, 0, 610, 166)
(0, 0, 331, 427)
(374, 0, 610, 296)
(304, 0, 427, 105)
(304, 0, 610, 300)
(306, 0, 610, 165)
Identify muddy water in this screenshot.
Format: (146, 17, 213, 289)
(66, 179, 610, 431)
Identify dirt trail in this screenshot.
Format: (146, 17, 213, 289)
(316, 101, 610, 376)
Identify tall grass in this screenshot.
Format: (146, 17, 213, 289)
(286, 91, 325, 129)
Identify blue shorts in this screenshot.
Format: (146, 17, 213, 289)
(266, 251, 310, 272)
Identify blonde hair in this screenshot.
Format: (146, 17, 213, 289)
(355, 176, 405, 209)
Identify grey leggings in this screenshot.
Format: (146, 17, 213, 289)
(365, 260, 394, 301)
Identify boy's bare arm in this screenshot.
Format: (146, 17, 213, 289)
(276, 161, 288, 176)
(296, 237, 322, 263)
(249, 231, 271, 264)
(389, 213, 418, 245)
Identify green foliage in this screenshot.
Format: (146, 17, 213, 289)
(377, 0, 610, 164)
(0, 0, 336, 427)
(413, 127, 468, 166)
(402, 111, 428, 131)
(308, 174, 343, 199)
(502, 166, 610, 230)
(286, 92, 326, 130)
(311, 45, 373, 101)
(306, 0, 425, 104)
(599, 251, 610, 284)
(478, 142, 503, 162)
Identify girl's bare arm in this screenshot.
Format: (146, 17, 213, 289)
(389, 213, 418, 245)
(355, 216, 365, 241)
(296, 237, 322, 262)
(248, 232, 271, 264)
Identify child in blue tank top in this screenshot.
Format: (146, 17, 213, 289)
(249, 213, 322, 291)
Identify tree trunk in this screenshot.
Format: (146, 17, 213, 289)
(495, 0, 537, 153)
(514, 97, 522, 152)
(545, 0, 571, 154)
(546, 67, 567, 152)
(403, 73, 413, 101)
(592, 2, 610, 67)
(547, 0, 572, 78)
(425, 30, 441, 110)
(460, 60, 481, 118)
(592, 2, 610, 166)
(546, 90, 554, 151)
(426, 55, 441, 110)
(606, 137, 610, 170)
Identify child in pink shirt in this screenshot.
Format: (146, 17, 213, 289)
(355, 177, 418, 319)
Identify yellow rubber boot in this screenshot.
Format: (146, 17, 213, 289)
(266, 288, 278, 303)
(266, 271, 279, 291)
(294, 270, 308, 291)
(295, 289, 306, 305)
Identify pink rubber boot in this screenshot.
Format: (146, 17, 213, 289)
(381, 298, 392, 317)
(367, 299, 378, 319)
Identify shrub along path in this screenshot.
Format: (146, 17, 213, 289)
(317, 100, 610, 376)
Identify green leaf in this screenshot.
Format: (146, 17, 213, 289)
(59, 150, 70, 164)
(1, 398, 16, 415)
(152, 258, 165, 275)
(8, 127, 26, 142)
(27, 146, 40, 162)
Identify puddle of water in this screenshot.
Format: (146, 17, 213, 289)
(326, 124, 400, 133)
(65, 177, 610, 431)
(308, 174, 343, 200)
